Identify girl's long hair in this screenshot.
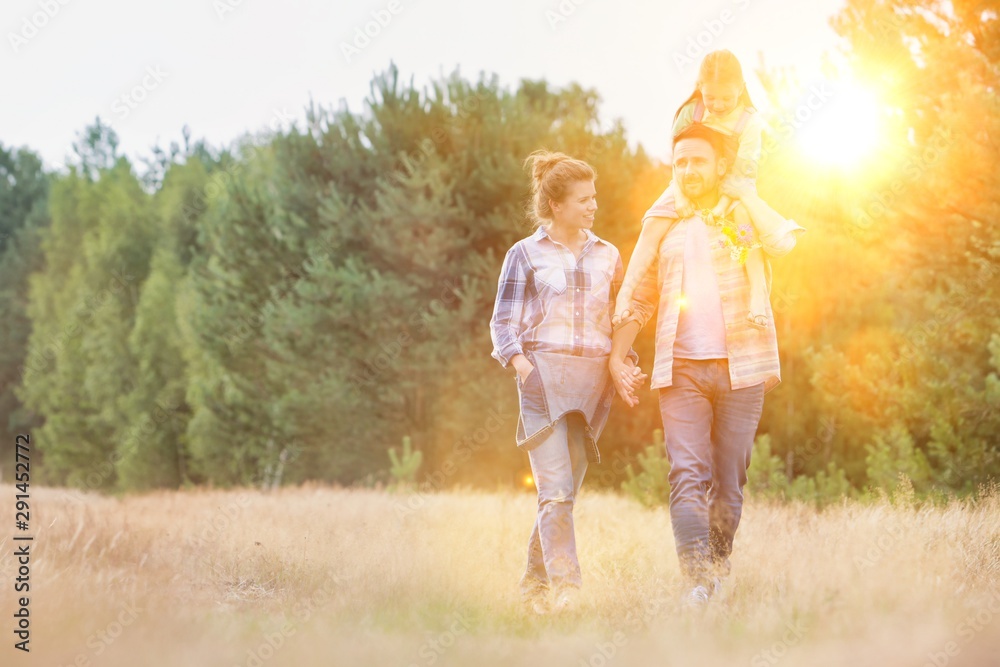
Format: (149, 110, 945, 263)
(673, 50, 755, 128)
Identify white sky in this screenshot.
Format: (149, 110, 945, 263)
(1, 0, 848, 171)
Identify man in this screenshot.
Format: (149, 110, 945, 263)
(609, 123, 803, 606)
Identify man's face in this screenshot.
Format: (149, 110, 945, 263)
(673, 138, 727, 201)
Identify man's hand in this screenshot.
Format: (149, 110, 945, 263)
(610, 357, 647, 408)
(510, 354, 535, 383)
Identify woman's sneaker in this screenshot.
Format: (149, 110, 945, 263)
(552, 586, 580, 613)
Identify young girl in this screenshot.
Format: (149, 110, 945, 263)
(616, 50, 772, 329)
(490, 150, 642, 614)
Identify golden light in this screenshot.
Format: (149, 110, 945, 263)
(522, 474, 534, 488)
(677, 293, 688, 309)
(795, 82, 883, 169)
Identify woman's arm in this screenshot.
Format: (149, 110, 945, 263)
(610, 251, 640, 366)
(490, 245, 530, 373)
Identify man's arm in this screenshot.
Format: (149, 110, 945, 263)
(609, 244, 660, 406)
(609, 252, 640, 366)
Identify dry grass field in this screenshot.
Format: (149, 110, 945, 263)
(2, 484, 1000, 667)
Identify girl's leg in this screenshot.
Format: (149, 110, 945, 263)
(744, 248, 769, 329)
(616, 212, 676, 324)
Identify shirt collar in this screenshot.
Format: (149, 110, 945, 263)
(534, 225, 606, 248)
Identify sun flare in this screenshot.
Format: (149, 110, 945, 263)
(795, 82, 883, 168)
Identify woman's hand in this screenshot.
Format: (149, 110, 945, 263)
(510, 354, 535, 383)
(610, 357, 647, 408)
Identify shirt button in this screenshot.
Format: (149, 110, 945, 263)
(575, 311, 580, 316)
(576, 288, 581, 292)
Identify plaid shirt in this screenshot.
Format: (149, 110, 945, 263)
(628, 210, 801, 393)
(490, 226, 638, 367)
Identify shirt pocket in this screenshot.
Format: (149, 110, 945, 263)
(534, 266, 567, 295)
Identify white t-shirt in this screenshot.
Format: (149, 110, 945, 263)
(672, 217, 728, 359)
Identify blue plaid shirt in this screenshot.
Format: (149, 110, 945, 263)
(490, 226, 638, 368)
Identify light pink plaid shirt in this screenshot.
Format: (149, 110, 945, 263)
(628, 210, 801, 393)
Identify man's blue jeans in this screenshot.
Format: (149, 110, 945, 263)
(658, 358, 765, 586)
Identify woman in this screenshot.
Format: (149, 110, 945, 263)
(490, 150, 643, 614)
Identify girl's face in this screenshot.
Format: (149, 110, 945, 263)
(699, 81, 743, 116)
(550, 180, 597, 232)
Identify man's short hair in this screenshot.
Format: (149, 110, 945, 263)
(672, 123, 738, 166)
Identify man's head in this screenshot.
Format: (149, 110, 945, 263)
(671, 124, 736, 204)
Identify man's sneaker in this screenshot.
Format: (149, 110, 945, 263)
(682, 585, 711, 609)
(711, 576, 726, 599)
(529, 596, 550, 615)
(521, 584, 550, 615)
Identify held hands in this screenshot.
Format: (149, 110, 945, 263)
(610, 357, 647, 408)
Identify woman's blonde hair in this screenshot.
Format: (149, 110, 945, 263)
(523, 150, 596, 226)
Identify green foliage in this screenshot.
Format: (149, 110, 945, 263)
(5, 29, 997, 498)
(749, 434, 854, 506)
(0, 143, 49, 467)
(621, 429, 671, 508)
(387, 436, 423, 489)
(864, 423, 932, 493)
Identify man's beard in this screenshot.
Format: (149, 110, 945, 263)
(680, 178, 709, 200)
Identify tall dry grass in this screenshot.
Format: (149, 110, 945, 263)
(1, 484, 999, 666)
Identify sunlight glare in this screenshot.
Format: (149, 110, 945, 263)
(795, 83, 883, 168)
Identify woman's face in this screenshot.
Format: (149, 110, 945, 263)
(550, 180, 597, 232)
(700, 81, 743, 116)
